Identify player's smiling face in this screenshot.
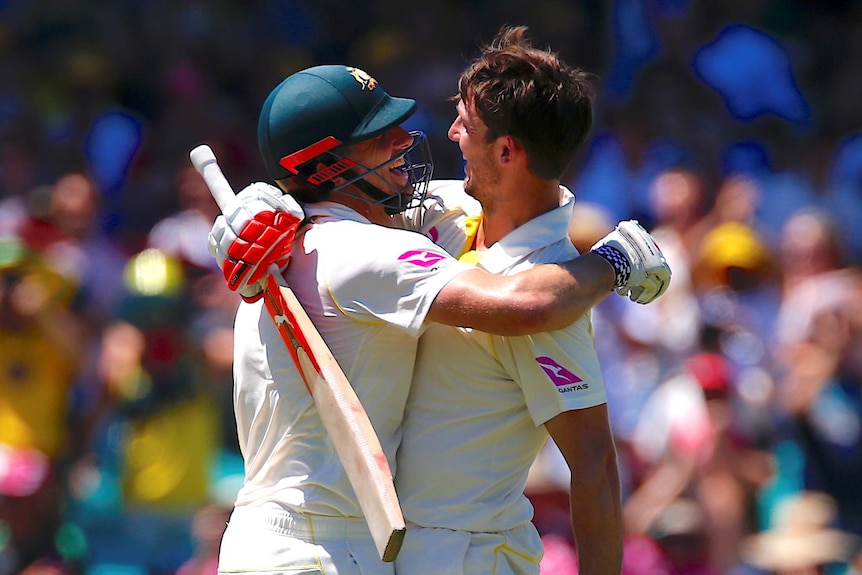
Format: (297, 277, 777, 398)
(349, 126, 414, 193)
(448, 99, 499, 201)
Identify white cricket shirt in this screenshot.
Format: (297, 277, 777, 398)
(232, 202, 473, 518)
(395, 181, 608, 532)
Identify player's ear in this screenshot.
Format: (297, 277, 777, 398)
(498, 135, 522, 165)
(491, 136, 507, 165)
(287, 161, 336, 202)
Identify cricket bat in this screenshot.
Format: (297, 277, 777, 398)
(189, 144, 406, 562)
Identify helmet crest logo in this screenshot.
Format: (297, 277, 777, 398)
(347, 67, 377, 91)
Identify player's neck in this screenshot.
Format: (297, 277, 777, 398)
(479, 180, 561, 247)
(332, 192, 392, 227)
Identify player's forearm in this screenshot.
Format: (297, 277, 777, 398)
(569, 447, 623, 575)
(509, 252, 615, 332)
(427, 253, 613, 335)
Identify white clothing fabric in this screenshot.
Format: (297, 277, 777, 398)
(395, 182, 608, 539)
(394, 180, 484, 256)
(218, 507, 390, 575)
(396, 522, 543, 575)
(226, 202, 472, 570)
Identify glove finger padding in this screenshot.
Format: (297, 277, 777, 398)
(208, 182, 305, 298)
(210, 215, 267, 301)
(616, 274, 669, 304)
(223, 212, 299, 287)
(591, 220, 672, 305)
(208, 215, 230, 268)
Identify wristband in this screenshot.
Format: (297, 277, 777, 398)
(591, 245, 631, 289)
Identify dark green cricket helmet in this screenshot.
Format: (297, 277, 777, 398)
(257, 65, 433, 214)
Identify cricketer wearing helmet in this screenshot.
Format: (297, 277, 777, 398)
(208, 64, 670, 575)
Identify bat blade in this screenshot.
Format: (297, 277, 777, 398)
(262, 274, 405, 561)
(189, 144, 405, 562)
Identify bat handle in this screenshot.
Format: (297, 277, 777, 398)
(189, 144, 235, 213)
(268, 263, 286, 283)
(191, 145, 287, 287)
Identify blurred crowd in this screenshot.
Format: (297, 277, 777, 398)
(1, 1, 861, 574)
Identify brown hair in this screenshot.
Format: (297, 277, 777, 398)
(456, 26, 595, 180)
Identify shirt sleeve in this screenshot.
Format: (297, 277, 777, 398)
(322, 222, 473, 337)
(392, 181, 483, 258)
(494, 314, 608, 426)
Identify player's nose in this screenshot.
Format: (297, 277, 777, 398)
(390, 126, 413, 150)
(447, 117, 461, 142)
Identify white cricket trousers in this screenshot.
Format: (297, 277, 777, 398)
(218, 506, 394, 575)
(394, 522, 543, 575)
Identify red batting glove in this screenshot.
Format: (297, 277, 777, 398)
(208, 182, 305, 302)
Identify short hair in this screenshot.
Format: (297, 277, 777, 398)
(456, 26, 595, 180)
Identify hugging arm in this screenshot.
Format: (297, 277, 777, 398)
(426, 252, 615, 336)
(206, 184, 671, 336)
(426, 220, 671, 336)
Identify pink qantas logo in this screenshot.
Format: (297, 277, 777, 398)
(427, 227, 439, 243)
(536, 356, 583, 386)
(398, 250, 445, 268)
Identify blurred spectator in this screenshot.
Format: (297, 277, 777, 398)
(694, 222, 772, 294)
(708, 174, 762, 230)
(14, 172, 129, 327)
(648, 168, 711, 263)
(68, 249, 221, 575)
(693, 221, 780, 376)
(625, 349, 774, 574)
(0, 144, 39, 236)
(739, 491, 861, 574)
(772, 270, 862, 539)
(721, 139, 819, 243)
(648, 497, 713, 575)
(146, 163, 221, 274)
(0, 236, 85, 574)
(774, 208, 853, 350)
(146, 162, 238, 455)
(144, 159, 238, 457)
(627, 168, 709, 358)
(692, 219, 782, 444)
(175, 503, 232, 575)
(593, 168, 710, 444)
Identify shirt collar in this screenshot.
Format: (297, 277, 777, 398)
(476, 187, 575, 273)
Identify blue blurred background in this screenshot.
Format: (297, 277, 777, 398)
(0, 0, 859, 250)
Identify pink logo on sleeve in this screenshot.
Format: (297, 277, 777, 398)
(427, 227, 439, 243)
(536, 356, 583, 386)
(398, 250, 446, 268)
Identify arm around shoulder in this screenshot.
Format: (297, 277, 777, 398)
(425, 253, 614, 336)
(425, 220, 671, 336)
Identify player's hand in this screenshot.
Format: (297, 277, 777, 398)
(208, 182, 304, 302)
(590, 220, 671, 304)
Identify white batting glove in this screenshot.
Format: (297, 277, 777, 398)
(590, 220, 671, 304)
(208, 182, 304, 302)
